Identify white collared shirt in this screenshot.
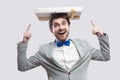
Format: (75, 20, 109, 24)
(53, 40, 80, 70)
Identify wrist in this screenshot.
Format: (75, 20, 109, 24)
(22, 40, 28, 43)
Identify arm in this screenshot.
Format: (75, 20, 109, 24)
(17, 25, 41, 71)
(90, 20, 110, 61)
(91, 34, 110, 61)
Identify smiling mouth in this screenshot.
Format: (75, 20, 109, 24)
(59, 31, 66, 35)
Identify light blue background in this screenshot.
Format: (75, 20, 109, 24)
(0, 0, 119, 80)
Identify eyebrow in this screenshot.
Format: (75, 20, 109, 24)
(54, 21, 66, 25)
(54, 22, 59, 25)
(53, 19, 67, 24)
(62, 21, 67, 23)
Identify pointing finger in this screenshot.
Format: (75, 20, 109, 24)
(90, 20, 96, 27)
(26, 24, 31, 32)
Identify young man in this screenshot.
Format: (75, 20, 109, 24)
(17, 13, 110, 80)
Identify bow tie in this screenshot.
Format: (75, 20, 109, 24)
(56, 39, 70, 47)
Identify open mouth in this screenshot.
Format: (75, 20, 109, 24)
(59, 31, 66, 35)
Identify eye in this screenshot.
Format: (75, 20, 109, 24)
(62, 21, 67, 25)
(54, 23, 59, 27)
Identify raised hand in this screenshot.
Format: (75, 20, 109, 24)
(90, 20, 104, 36)
(22, 24, 32, 43)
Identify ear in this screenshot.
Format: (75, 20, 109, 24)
(50, 27, 53, 33)
(68, 24, 70, 27)
(68, 25, 70, 29)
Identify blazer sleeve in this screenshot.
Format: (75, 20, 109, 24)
(17, 42, 41, 71)
(90, 33, 110, 61)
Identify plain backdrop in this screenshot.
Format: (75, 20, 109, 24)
(0, 0, 119, 80)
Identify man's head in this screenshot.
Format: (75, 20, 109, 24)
(49, 13, 71, 42)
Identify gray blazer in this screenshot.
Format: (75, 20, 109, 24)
(17, 34, 110, 80)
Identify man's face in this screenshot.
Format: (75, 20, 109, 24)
(50, 18, 70, 42)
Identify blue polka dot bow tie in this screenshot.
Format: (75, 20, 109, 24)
(56, 39, 70, 47)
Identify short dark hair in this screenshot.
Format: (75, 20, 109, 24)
(49, 13, 70, 29)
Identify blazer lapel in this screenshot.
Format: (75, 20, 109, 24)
(69, 39, 87, 71)
(47, 39, 88, 73)
(48, 42, 68, 72)
(71, 39, 84, 58)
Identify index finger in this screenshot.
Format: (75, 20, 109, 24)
(90, 20, 96, 27)
(26, 24, 31, 31)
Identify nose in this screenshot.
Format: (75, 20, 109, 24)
(59, 25, 64, 30)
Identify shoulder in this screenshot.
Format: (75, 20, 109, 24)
(71, 38, 88, 44)
(71, 38, 91, 48)
(38, 41, 54, 51)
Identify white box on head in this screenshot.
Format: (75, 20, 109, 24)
(34, 6, 82, 21)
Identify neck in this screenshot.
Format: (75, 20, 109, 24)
(56, 37, 70, 42)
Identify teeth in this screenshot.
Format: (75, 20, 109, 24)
(59, 31, 65, 34)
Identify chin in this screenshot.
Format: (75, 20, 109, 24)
(59, 38, 67, 42)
